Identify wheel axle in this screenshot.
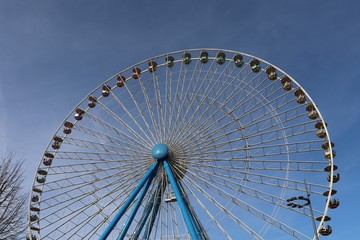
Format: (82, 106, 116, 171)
(152, 144, 169, 160)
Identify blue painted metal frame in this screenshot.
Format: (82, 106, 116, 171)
(131, 180, 165, 239)
(182, 193, 207, 239)
(99, 161, 159, 240)
(163, 160, 201, 240)
(141, 196, 161, 239)
(131, 190, 157, 239)
(99, 148, 205, 240)
(117, 170, 156, 240)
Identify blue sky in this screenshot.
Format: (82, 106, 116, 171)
(0, 0, 359, 239)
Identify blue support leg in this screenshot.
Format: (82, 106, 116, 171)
(175, 176, 207, 239)
(182, 193, 208, 239)
(141, 180, 165, 239)
(131, 192, 156, 239)
(117, 170, 156, 240)
(131, 179, 165, 239)
(142, 199, 161, 240)
(142, 196, 161, 240)
(163, 160, 200, 240)
(99, 162, 159, 240)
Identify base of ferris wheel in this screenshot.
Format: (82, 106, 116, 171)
(98, 142, 335, 239)
(99, 144, 208, 240)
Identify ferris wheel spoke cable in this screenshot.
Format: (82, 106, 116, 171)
(174, 80, 288, 145)
(167, 57, 205, 144)
(40, 174, 138, 220)
(183, 130, 323, 155)
(53, 150, 150, 162)
(175, 164, 289, 214)
(46, 152, 150, 168)
(173, 66, 267, 142)
(184, 165, 323, 216)
(41, 198, 100, 236)
(231, 88, 301, 128)
(183, 167, 310, 239)
(40, 163, 149, 190)
(171, 56, 216, 141)
(180, 99, 310, 150)
(180, 172, 264, 239)
(170, 81, 239, 145)
(180, 178, 233, 240)
(164, 62, 174, 144)
(121, 80, 160, 146)
(186, 143, 319, 159)
(173, 56, 252, 135)
(165, 63, 186, 144)
(61, 136, 148, 157)
(185, 158, 327, 173)
(186, 141, 323, 162)
(72, 123, 143, 152)
(79, 111, 147, 152)
(184, 159, 325, 178)
(42, 162, 145, 189)
(42, 160, 143, 175)
(43, 160, 148, 175)
(42, 165, 148, 191)
(151, 70, 166, 143)
(107, 87, 156, 145)
(40, 167, 150, 215)
(42, 197, 98, 237)
(95, 99, 151, 148)
(171, 204, 181, 237)
(240, 103, 309, 132)
(39, 172, 128, 207)
(169, 58, 225, 143)
(137, 75, 163, 142)
(168, 63, 221, 143)
(183, 162, 329, 194)
(186, 120, 318, 155)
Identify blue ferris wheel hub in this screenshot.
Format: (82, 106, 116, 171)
(152, 144, 169, 160)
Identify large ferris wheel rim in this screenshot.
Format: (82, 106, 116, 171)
(36, 47, 336, 194)
(28, 48, 337, 239)
(38, 47, 333, 154)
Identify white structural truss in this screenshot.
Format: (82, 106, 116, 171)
(28, 49, 339, 239)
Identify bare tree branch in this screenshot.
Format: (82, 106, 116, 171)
(0, 154, 27, 239)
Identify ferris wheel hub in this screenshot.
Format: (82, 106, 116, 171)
(152, 144, 169, 160)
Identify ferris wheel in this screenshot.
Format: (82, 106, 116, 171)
(27, 48, 339, 240)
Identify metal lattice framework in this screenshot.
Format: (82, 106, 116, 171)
(27, 49, 339, 240)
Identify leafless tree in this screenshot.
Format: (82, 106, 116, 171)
(0, 154, 27, 239)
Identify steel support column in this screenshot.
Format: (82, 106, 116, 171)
(163, 160, 201, 240)
(99, 161, 159, 240)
